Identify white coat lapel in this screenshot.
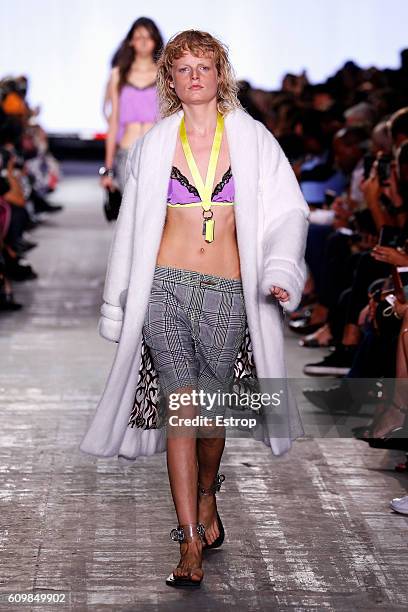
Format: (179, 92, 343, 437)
(224, 109, 260, 309)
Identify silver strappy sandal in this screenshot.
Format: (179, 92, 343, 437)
(165, 522, 206, 588)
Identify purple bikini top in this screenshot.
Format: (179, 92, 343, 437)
(167, 166, 235, 205)
(117, 81, 159, 143)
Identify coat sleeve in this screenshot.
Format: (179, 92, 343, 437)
(258, 124, 311, 313)
(98, 139, 143, 342)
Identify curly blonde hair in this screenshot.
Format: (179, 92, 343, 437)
(156, 29, 242, 118)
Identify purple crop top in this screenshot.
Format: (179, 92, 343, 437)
(167, 165, 235, 206)
(117, 81, 159, 143)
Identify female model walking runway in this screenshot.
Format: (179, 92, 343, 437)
(100, 17, 163, 193)
(81, 30, 310, 588)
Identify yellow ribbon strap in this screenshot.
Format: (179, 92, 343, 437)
(179, 112, 224, 243)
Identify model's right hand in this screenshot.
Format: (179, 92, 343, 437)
(100, 175, 114, 191)
(269, 286, 290, 302)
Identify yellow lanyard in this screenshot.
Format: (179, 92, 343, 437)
(179, 111, 224, 243)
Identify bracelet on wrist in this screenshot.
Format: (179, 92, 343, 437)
(99, 166, 114, 178)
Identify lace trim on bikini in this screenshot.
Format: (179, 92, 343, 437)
(170, 165, 232, 199)
(212, 166, 233, 197)
(170, 166, 200, 197)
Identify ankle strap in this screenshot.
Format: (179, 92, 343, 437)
(170, 523, 206, 543)
(198, 473, 225, 496)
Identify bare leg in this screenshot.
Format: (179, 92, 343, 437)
(197, 424, 226, 545)
(166, 386, 203, 582)
(303, 273, 315, 296)
(342, 322, 362, 345)
(308, 303, 328, 325)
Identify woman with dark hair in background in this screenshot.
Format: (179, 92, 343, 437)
(100, 17, 164, 193)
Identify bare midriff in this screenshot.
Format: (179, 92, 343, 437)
(156, 206, 242, 280)
(119, 121, 155, 149)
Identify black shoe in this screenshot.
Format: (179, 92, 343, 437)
(14, 238, 38, 254)
(25, 217, 44, 230)
(303, 384, 355, 413)
(31, 192, 63, 214)
(304, 379, 385, 414)
(7, 261, 38, 282)
(37, 201, 63, 213)
(303, 344, 358, 377)
(359, 407, 408, 450)
(0, 293, 23, 311)
(368, 433, 408, 451)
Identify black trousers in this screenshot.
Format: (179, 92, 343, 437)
(4, 204, 30, 249)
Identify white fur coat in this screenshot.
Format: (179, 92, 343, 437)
(79, 106, 311, 461)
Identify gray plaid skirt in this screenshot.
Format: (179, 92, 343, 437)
(142, 265, 248, 418)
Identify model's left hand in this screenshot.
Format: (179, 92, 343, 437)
(270, 286, 290, 302)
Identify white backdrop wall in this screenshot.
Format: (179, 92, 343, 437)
(0, 0, 407, 133)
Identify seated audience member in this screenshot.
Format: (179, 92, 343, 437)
(0, 74, 63, 312)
